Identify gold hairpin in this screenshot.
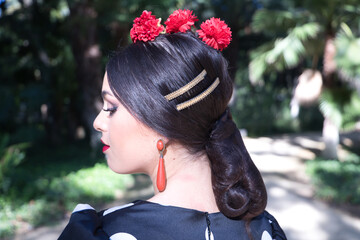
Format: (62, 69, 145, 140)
(175, 77, 220, 111)
(165, 70, 207, 101)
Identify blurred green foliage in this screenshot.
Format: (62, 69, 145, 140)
(249, 0, 360, 98)
(0, 142, 133, 238)
(248, 0, 360, 161)
(306, 153, 360, 205)
(335, 23, 360, 84)
(319, 88, 360, 130)
(0, 0, 360, 237)
(0, 135, 28, 194)
(231, 59, 297, 135)
(231, 53, 324, 136)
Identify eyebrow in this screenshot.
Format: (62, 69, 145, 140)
(101, 90, 114, 99)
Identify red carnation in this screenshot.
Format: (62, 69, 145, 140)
(164, 9, 198, 33)
(197, 17, 232, 51)
(130, 10, 164, 43)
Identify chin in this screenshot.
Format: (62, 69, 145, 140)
(106, 158, 121, 173)
(107, 161, 132, 175)
(107, 163, 123, 174)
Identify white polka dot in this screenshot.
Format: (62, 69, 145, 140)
(103, 203, 134, 216)
(205, 227, 214, 240)
(261, 230, 272, 240)
(110, 232, 137, 240)
(72, 204, 95, 213)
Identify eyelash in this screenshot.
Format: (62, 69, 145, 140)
(103, 106, 118, 116)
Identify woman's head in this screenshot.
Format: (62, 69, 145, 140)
(106, 31, 233, 154)
(95, 9, 266, 220)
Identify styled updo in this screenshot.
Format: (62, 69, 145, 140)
(106, 31, 267, 220)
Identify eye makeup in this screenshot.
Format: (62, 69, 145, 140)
(103, 106, 118, 116)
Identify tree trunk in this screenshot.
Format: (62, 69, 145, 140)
(323, 35, 337, 87)
(68, 1, 102, 148)
(321, 33, 339, 159)
(322, 117, 339, 159)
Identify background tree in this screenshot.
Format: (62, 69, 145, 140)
(0, 0, 79, 144)
(0, 0, 181, 146)
(249, 0, 360, 159)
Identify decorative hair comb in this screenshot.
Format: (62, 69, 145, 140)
(164, 69, 220, 111)
(129, 9, 231, 111)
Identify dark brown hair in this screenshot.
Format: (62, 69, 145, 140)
(106, 31, 267, 220)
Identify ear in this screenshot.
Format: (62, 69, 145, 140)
(156, 136, 170, 147)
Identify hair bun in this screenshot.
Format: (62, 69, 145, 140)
(206, 108, 267, 219)
(209, 108, 236, 142)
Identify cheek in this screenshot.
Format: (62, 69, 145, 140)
(107, 118, 156, 173)
(109, 121, 136, 158)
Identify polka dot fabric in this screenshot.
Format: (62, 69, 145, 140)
(59, 200, 287, 240)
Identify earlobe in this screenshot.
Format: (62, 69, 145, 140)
(154, 135, 169, 145)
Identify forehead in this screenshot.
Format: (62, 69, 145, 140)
(101, 73, 115, 98)
(102, 73, 110, 90)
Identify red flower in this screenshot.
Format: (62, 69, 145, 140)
(197, 17, 232, 51)
(130, 10, 164, 43)
(164, 9, 198, 33)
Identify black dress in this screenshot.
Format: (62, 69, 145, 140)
(58, 200, 287, 240)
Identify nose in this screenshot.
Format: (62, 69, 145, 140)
(93, 110, 106, 132)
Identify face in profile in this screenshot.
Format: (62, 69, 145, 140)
(93, 73, 161, 175)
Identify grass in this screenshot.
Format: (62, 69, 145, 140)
(0, 140, 134, 239)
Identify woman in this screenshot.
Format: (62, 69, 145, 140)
(59, 9, 286, 240)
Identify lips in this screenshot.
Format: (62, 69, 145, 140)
(101, 139, 110, 152)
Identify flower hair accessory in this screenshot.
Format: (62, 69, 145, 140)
(130, 10, 164, 43)
(197, 17, 232, 51)
(129, 10, 231, 110)
(164, 9, 198, 33)
(130, 9, 232, 51)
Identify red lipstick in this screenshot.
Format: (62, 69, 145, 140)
(101, 139, 110, 152)
(102, 145, 110, 152)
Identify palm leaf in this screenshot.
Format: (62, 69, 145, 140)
(252, 9, 312, 36)
(249, 22, 321, 83)
(249, 42, 273, 84)
(290, 22, 321, 41)
(319, 90, 343, 128)
(335, 23, 360, 80)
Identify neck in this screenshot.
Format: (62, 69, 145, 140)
(148, 149, 219, 213)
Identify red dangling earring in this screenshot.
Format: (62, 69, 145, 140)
(156, 139, 166, 192)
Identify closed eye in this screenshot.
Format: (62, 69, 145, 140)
(103, 106, 118, 116)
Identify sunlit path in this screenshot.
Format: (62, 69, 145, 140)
(246, 133, 360, 240)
